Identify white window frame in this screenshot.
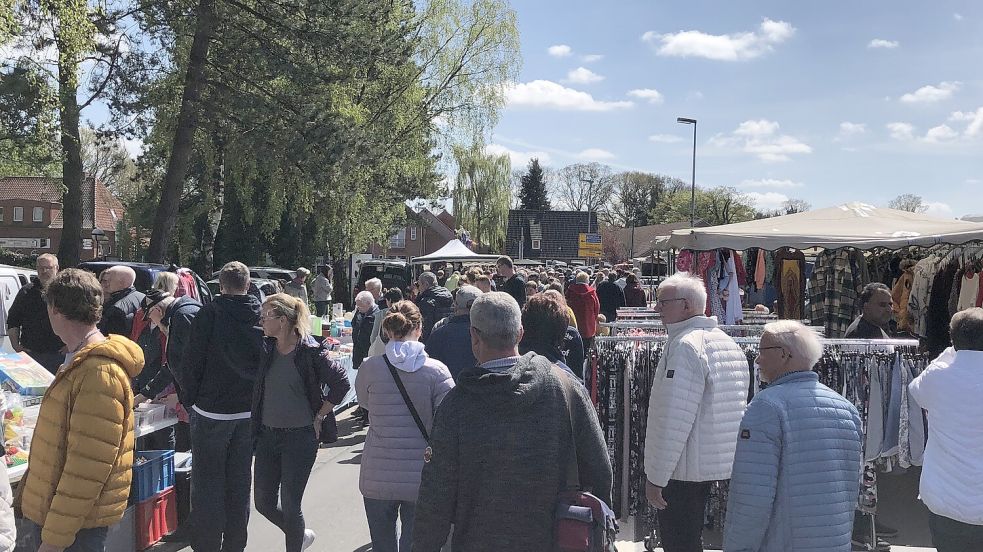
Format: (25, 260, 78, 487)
(389, 228, 406, 249)
(0, 207, 4, 222)
(13, 207, 23, 222)
(33, 207, 43, 222)
(532, 239, 542, 250)
(410, 226, 418, 241)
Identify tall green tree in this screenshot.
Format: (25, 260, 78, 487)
(517, 158, 550, 211)
(452, 144, 511, 252)
(606, 172, 686, 227)
(650, 186, 757, 226)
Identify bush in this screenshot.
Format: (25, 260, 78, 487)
(0, 248, 37, 268)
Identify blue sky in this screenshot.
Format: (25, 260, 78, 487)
(491, 0, 983, 218)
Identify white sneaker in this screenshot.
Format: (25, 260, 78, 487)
(302, 529, 317, 550)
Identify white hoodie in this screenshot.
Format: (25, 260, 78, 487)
(385, 340, 428, 373)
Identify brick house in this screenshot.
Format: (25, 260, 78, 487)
(365, 207, 458, 260)
(505, 209, 600, 263)
(0, 175, 125, 260)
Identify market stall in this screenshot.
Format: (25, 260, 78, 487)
(409, 239, 501, 266)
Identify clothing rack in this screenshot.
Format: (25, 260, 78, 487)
(595, 335, 918, 346)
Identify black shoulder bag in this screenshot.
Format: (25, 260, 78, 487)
(383, 354, 433, 463)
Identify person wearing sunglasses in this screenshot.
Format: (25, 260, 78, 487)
(644, 272, 749, 552)
(725, 320, 863, 552)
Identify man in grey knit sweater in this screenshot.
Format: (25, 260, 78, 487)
(413, 292, 612, 552)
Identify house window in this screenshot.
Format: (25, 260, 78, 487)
(389, 229, 406, 249)
(39, 238, 50, 248)
(13, 207, 23, 222)
(410, 227, 417, 241)
(33, 207, 43, 222)
(532, 239, 541, 250)
(0, 207, 4, 221)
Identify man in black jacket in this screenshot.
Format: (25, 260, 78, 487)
(496, 256, 526, 309)
(6, 254, 64, 373)
(415, 271, 453, 342)
(425, 285, 482, 380)
(351, 291, 379, 369)
(181, 261, 263, 552)
(596, 272, 626, 322)
(98, 266, 146, 337)
(413, 292, 612, 551)
(139, 289, 202, 403)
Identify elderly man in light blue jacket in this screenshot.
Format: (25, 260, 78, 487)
(724, 321, 864, 552)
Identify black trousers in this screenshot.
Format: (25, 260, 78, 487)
(254, 425, 319, 552)
(656, 480, 711, 552)
(930, 511, 983, 552)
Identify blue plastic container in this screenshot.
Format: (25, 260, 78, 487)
(131, 450, 175, 504)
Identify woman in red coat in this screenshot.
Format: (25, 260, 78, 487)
(565, 271, 600, 356)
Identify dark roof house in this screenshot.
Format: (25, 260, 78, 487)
(506, 210, 600, 262)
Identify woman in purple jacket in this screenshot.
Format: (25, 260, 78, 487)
(356, 301, 455, 552)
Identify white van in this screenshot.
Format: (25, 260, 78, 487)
(0, 264, 37, 350)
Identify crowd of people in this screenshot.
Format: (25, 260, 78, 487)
(1, 253, 982, 552)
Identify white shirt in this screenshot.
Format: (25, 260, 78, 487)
(909, 348, 983, 525)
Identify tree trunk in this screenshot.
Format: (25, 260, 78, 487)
(200, 133, 225, 273)
(56, 55, 84, 268)
(147, 0, 217, 263)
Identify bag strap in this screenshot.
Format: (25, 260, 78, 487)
(555, 366, 581, 491)
(383, 354, 430, 442)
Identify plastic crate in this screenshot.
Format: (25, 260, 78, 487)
(105, 504, 135, 552)
(131, 450, 175, 503)
(136, 486, 177, 550)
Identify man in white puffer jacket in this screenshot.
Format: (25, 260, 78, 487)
(644, 272, 749, 552)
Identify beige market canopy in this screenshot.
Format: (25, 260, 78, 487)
(410, 239, 501, 265)
(666, 203, 983, 251)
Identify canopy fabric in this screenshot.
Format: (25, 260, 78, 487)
(410, 239, 501, 264)
(666, 203, 983, 251)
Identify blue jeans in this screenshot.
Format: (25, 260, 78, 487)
(253, 425, 319, 552)
(363, 497, 415, 552)
(21, 519, 108, 552)
(190, 411, 253, 552)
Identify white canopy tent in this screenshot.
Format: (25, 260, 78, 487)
(666, 203, 983, 251)
(410, 239, 501, 265)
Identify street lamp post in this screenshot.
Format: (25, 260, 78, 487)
(91, 227, 108, 260)
(676, 117, 697, 227)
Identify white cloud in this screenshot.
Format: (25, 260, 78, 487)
(739, 179, 804, 189)
(581, 54, 604, 63)
(966, 179, 982, 185)
(649, 134, 683, 143)
(627, 88, 664, 104)
(838, 122, 867, 138)
(564, 67, 604, 85)
(899, 81, 960, 104)
(950, 107, 983, 137)
(745, 191, 790, 211)
(505, 80, 634, 112)
(868, 39, 899, 49)
(577, 148, 616, 161)
(710, 119, 811, 162)
(547, 44, 572, 57)
(954, 13, 964, 21)
(485, 143, 552, 168)
(923, 202, 954, 218)
(887, 122, 916, 141)
(642, 18, 795, 61)
(922, 124, 959, 143)
(122, 137, 145, 159)
(689, 91, 705, 101)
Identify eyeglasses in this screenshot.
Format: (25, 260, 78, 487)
(758, 346, 790, 357)
(656, 297, 686, 307)
(259, 313, 283, 321)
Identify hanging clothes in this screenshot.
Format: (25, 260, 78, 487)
(773, 247, 805, 320)
(957, 269, 981, 311)
(891, 263, 915, 333)
(720, 252, 743, 325)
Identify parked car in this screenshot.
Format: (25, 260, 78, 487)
(77, 261, 213, 303)
(353, 259, 412, 298)
(210, 266, 297, 283)
(206, 277, 282, 298)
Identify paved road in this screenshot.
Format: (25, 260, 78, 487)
(153, 410, 938, 552)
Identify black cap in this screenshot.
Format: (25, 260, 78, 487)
(141, 289, 172, 321)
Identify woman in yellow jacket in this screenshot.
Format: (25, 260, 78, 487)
(15, 268, 144, 552)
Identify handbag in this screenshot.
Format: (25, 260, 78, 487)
(553, 368, 618, 552)
(383, 354, 433, 462)
(318, 410, 338, 444)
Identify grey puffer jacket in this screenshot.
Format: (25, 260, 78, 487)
(723, 370, 863, 552)
(355, 344, 454, 502)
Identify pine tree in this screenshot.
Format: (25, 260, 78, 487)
(518, 158, 551, 211)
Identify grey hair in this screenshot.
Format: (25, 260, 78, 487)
(659, 272, 707, 313)
(859, 282, 891, 307)
(364, 278, 382, 292)
(470, 291, 522, 349)
(355, 290, 375, 307)
(419, 271, 437, 287)
(951, 307, 983, 351)
(576, 271, 589, 283)
(763, 320, 823, 368)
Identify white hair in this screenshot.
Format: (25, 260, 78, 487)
(364, 278, 382, 292)
(470, 292, 522, 349)
(659, 272, 707, 313)
(763, 320, 823, 369)
(355, 290, 375, 307)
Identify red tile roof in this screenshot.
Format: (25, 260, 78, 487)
(1, 175, 125, 230)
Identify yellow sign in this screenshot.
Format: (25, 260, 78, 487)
(578, 233, 602, 257)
